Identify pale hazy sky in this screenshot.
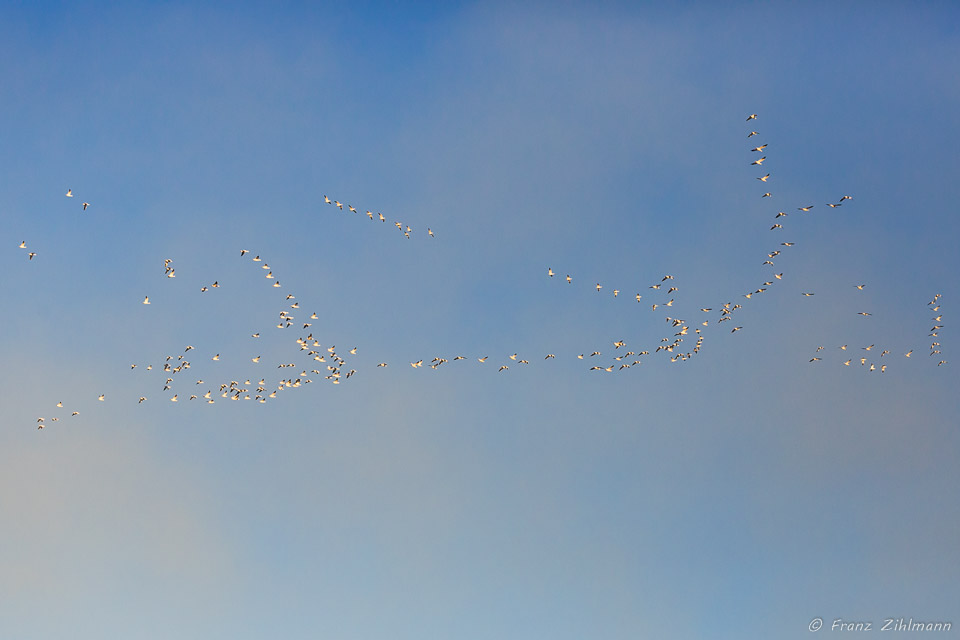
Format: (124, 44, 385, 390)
(1, 2, 958, 639)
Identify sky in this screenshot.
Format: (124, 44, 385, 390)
(1, 2, 958, 638)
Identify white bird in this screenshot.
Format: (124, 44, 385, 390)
(751, 156, 766, 166)
(746, 114, 757, 121)
(82, 202, 89, 210)
(143, 296, 150, 304)
(65, 189, 73, 197)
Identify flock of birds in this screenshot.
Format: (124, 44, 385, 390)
(22, 114, 948, 428)
(321, 194, 434, 239)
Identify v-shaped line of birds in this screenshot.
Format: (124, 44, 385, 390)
(27, 114, 947, 428)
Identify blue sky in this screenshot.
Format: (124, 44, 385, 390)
(1, 2, 958, 639)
